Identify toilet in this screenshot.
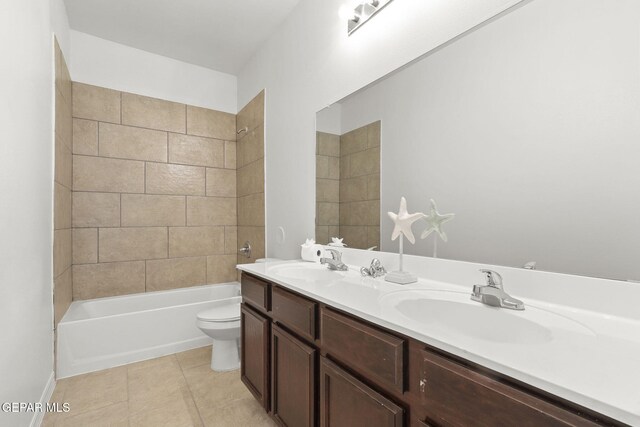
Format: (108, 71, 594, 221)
(196, 296, 242, 372)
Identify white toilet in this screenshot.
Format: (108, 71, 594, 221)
(196, 296, 242, 372)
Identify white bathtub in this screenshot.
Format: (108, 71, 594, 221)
(56, 282, 240, 378)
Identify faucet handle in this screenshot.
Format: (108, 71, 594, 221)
(479, 269, 503, 289)
(325, 248, 342, 261)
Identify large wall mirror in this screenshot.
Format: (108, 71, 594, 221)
(315, 0, 640, 282)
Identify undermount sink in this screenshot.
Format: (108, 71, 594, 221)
(381, 290, 593, 345)
(268, 262, 348, 284)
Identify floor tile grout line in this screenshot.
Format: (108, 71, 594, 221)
(176, 353, 207, 426)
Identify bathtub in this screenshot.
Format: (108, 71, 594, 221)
(56, 282, 240, 378)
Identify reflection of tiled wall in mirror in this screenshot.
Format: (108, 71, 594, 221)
(316, 121, 380, 249)
(339, 121, 380, 250)
(316, 132, 341, 245)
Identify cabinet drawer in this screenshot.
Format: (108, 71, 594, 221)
(272, 286, 317, 342)
(320, 308, 405, 393)
(241, 273, 270, 313)
(418, 349, 600, 427)
(320, 357, 403, 427)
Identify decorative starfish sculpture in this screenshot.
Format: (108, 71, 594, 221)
(388, 197, 425, 244)
(328, 237, 346, 247)
(421, 199, 455, 242)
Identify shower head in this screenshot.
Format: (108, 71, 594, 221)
(237, 127, 248, 135)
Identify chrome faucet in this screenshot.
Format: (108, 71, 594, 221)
(471, 269, 524, 310)
(320, 249, 349, 271)
(360, 258, 386, 278)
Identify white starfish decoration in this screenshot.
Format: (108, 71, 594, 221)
(421, 199, 455, 242)
(301, 238, 316, 248)
(328, 237, 346, 247)
(388, 197, 425, 244)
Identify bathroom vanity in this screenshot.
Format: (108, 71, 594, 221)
(237, 257, 634, 427)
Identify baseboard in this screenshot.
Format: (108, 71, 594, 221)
(29, 372, 55, 427)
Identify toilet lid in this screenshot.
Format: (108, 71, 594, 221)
(197, 303, 241, 322)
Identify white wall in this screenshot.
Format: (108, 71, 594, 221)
(71, 31, 238, 113)
(0, 0, 57, 425)
(51, 0, 71, 61)
(338, 0, 640, 281)
(237, 0, 525, 260)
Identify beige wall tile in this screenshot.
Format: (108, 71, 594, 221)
(74, 155, 145, 193)
(73, 83, 121, 123)
(168, 133, 224, 168)
(237, 124, 264, 168)
(121, 194, 185, 227)
(122, 93, 185, 133)
(315, 226, 329, 245)
(237, 193, 264, 227)
(317, 202, 339, 226)
(317, 178, 339, 202)
(146, 257, 206, 292)
(99, 227, 168, 262)
(316, 155, 329, 179)
(368, 121, 381, 148)
(367, 174, 380, 200)
(224, 226, 238, 255)
(54, 267, 72, 328)
(317, 132, 340, 157)
(186, 105, 236, 141)
(237, 226, 265, 264)
(340, 176, 368, 202)
(207, 255, 238, 283)
(55, 134, 72, 188)
(340, 154, 351, 179)
(54, 39, 71, 103)
(367, 226, 380, 249)
(370, 200, 380, 225)
(73, 119, 98, 155)
(73, 192, 120, 228)
(340, 226, 368, 249)
(206, 168, 236, 198)
(169, 226, 224, 258)
(224, 141, 236, 169)
(187, 197, 237, 226)
(328, 156, 340, 180)
(237, 160, 264, 197)
(55, 92, 72, 149)
(73, 261, 145, 300)
(341, 126, 367, 156)
(53, 229, 71, 278)
(350, 147, 380, 177)
(145, 163, 205, 196)
(73, 228, 98, 265)
(236, 90, 264, 134)
(99, 123, 168, 162)
(54, 183, 71, 230)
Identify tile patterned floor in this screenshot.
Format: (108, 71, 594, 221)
(43, 347, 276, 427)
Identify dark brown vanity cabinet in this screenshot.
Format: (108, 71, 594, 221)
(240, 272, 621, 427)
(240, 303, 270, 410)
(271, 324, 316, 427)
(320, 357, 404, 427)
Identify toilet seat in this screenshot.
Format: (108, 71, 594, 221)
(197, 303, 240, 323)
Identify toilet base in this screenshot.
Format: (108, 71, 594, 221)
(211, 338, 240, 372)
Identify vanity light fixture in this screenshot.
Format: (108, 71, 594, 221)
(343, 0, 394, 35)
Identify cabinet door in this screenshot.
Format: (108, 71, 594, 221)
(320, 357, 403, 427)
(241, 304, 270, 410)
(418, 349, 601, 427)
(271, 324, 316, 427)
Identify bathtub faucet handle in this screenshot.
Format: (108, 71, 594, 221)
(239, 241, 252, 258)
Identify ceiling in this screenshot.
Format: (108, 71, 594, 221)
(63, 0, 301, 75)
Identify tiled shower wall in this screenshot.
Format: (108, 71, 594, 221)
(71, 83, 238, 300)
(316, 132, 340, 245)
(236, 91, 265, 264)
(53, 39, 73, 327)
(340, 121, 380, 250)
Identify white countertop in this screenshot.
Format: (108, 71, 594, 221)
(238, 259, 640, 426)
